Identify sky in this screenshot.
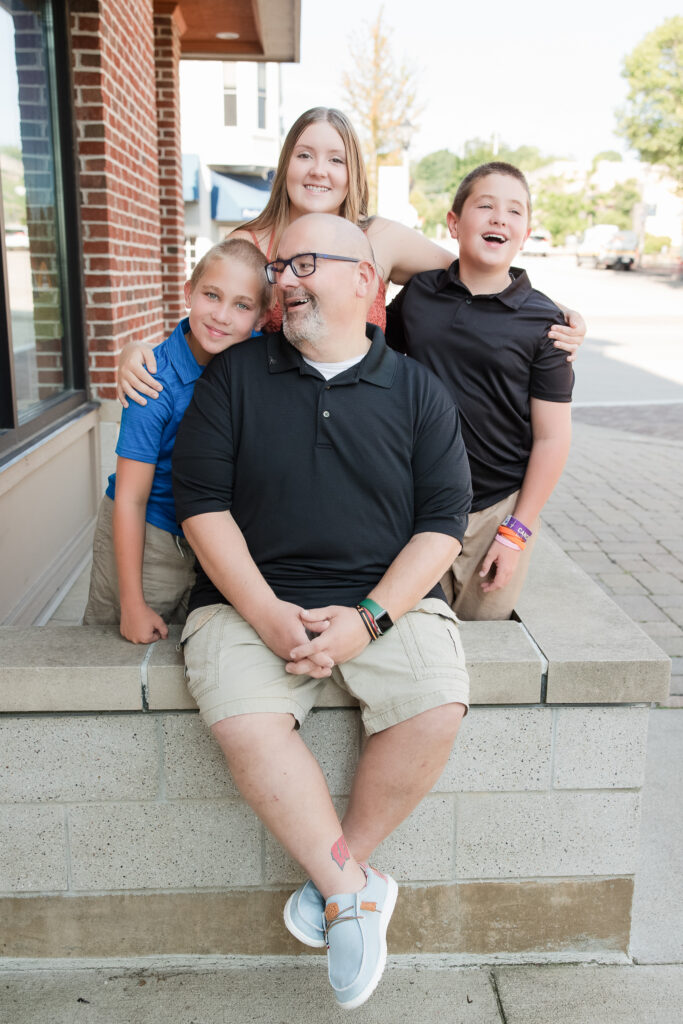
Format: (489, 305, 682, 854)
(280, 0, 681, 166)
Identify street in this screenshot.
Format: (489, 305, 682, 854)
(526, 253, 683, 692)
(516, 253, 683, 405)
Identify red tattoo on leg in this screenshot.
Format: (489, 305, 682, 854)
(330, 834, 350, 870)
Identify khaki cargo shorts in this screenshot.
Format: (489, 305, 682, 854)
(83, 495, 195, 626)
(181, 598, 470, 735)
(441, 490, 540, 622)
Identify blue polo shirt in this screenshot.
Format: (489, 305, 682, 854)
(106, 318, 203, 536)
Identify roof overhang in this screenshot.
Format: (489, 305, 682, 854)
(154, 0, 300, 62)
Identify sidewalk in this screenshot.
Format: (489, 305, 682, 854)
(545, 409, 683, 705)
(2, 413, 682, 1023)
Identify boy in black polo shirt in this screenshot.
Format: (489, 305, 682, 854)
(385, 161, 574, 620)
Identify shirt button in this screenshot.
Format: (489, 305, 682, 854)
(322, 410, 330, 418)
(466, 298, 472, 304)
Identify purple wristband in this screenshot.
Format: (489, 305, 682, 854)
(502, 514, 532, 540)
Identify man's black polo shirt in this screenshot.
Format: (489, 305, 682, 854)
(385, 261, 574, 512)
(172, 324, 472, 612)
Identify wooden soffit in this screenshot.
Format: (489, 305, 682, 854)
(154, 0, 300, 62)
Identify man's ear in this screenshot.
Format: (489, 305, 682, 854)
(446, 210, 458, 239)
(357, 258, 378, 299)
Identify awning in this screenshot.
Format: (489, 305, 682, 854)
(168, 0, 301, 62)
(182, 154, 200, 202)
(210, 171, 271, 223)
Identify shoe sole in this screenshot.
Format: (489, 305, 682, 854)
(336, 874, 399, 1011)
(283, 890, 326, 948)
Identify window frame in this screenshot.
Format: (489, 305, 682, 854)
(0, 0, 89, 465)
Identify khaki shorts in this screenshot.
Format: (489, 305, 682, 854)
(181, 598, 470, 734)
(441, 490, 540, 621)
(83, 495, 196, 625)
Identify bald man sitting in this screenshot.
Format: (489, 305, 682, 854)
(172, 213, 472, 1010)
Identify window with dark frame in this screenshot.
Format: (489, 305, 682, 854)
(0, 0, 86, 463)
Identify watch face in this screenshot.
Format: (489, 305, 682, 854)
(376, 610, 393, 634)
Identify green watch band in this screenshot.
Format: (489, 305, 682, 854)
(358, 598, 394, 635)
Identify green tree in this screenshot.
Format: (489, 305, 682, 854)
(412, 149, 458, 194)
(411, 139, 555, 236)
(409, 186, 451, 238)
(592, 179, 640, 230)
(617, 16, 683, 188)
(411, 149, 458, 235)
(341, 6, 421, 212)
(533, 181, 588, 244)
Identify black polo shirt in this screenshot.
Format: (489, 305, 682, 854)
(385, 261, 574, 512)
(172, 324, 472, 612)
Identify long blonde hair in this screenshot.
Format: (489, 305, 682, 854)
(242, 107, 370, 255)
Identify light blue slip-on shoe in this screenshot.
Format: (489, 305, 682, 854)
(283, 879, 326, 947)
(324, 865, 398, 1010)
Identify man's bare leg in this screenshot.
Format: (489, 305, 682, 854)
(341, 703, 466, 862)
(212, 712, 366, 898)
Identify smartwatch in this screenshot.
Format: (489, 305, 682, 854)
(358, 597, 394, 635)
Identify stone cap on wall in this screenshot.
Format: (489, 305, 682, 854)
(0, 538, 670, 713)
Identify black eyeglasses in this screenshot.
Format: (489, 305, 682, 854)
(265, 252, 361, 284)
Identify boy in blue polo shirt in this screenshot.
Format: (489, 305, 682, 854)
(83, 239, 271, 642)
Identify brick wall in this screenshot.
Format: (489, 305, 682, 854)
(154, 5, 186, 335)
(71, 0, 165, 401)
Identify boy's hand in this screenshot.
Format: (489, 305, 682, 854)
(548, 306, 586, 363)
(479, 539, 521, 593)
(117, 342, 161, 408)
(120, 601, 169, 644)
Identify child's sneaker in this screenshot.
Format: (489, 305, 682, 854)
(283, 879, 326, 947)
(324, 865, 398, 1010)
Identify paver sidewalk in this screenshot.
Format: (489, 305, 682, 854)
(544, 410, 683, 701)
(1, 957, 682, 1023)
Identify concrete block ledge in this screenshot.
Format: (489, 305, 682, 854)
(0, 878, 633, 958)
(517, 537, 671, 703)
(0, 536, 665, 960)
(0, 537, 670, 712)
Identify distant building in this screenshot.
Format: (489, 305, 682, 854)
(527, 157, 682, 245)
(181, 60, 282, 271)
